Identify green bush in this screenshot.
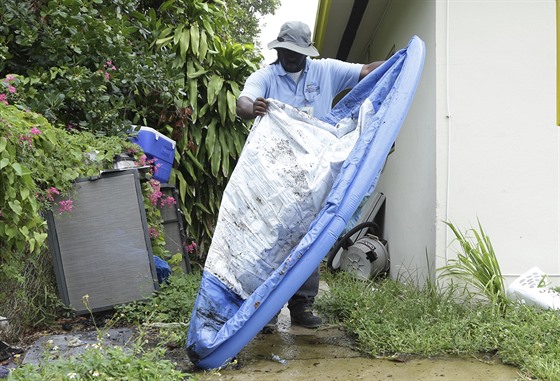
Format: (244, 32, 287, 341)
(0, 0, 274, 257)
(0, 0, 279, 340)
(1, 0, 183, 135)
(0, 100, 144, 338)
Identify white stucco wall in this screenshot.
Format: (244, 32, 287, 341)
(354, 0, 438, 283)
(438, 0, 559, 285)
(349, 0, 559, 286)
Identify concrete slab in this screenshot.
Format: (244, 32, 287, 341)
(21, 328, 133, 366)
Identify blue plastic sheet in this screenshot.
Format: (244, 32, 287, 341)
(187, 36, 425, 369)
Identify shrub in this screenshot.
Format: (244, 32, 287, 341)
(0, 100, 144, 338)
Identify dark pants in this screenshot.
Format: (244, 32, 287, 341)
(288, 266, 320, 314)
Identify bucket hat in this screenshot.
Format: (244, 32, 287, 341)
(267, 21, 320, 57)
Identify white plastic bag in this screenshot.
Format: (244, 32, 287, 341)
(205, 100, 361, 299)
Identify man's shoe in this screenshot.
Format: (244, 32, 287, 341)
(261, 314, 278, 334)
(290, 308, 322, 328)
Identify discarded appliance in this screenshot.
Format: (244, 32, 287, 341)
(507, 267, 560, 310)
(46, 169, 159, 315)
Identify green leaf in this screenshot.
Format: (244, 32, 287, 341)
(207, 75, 224, 106)
(184, 148, 205, 172)
(20, 187, 30, 200)
(199, 31, 208, 60)
(228, 80, 240, 97)
(175, 170, 187, 205)
(8, 200, 22, 215)
(190, 24, 200, 56)
(188, 81, 198, 121)
(217, 89, 227, 125)
(173, 25, 183, 45)
(0, 158, 8, 170)
(210, 140, 221, 177)
(180, 28, 190, 60)
(219, 130, 230, 176)
(156, 35, 173, 46)
(205, 120, 217, 158)
(11, 162, 23, 176)
(226, 90, 237, 122)
(232, 127, 245, 155)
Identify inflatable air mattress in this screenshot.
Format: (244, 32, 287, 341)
(187, 35, 426, 369)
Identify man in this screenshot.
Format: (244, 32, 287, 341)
(236, 21, 383, 330)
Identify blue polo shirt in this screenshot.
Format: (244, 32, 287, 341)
(239, 57, 363, 119)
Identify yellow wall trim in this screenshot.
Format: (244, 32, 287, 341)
(313, 0, 332, 56)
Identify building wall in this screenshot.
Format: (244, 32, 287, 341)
(437, 0, 559, 285)
(352, 0, 438, 283)
(349, 0, 559, 285)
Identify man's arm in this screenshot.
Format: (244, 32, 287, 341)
(236, 96, 269, 120)
(359, 61, 385, 80)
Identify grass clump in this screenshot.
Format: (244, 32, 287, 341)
(318, 220, 559, 380)
(439, 220, 508, 313)
(7, 272, 202, 380)
(8, 343, 189, 380)
(115, 272, 202, 347)
(317, 271, 560, 381)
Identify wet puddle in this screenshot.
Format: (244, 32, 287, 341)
(197, 306, 520, 381)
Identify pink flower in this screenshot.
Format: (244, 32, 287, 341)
(7, 86, 16, 94)
(4, 75, 15, 82)
(138, 154, 147, 166)
(149, 227, 159, 239)
(160, 196, 176, 208)
(184, 241, 198, 254)
(148, 190, 162, 206)
(151, 162, 162, 176)
(30, 127, 42, 135)
(0, 94, 6, 101)
(19, 135, 32, 145)
(58, 199, 73, 214)
(104, 60, 117, 71)
(46, 187, 60, 202)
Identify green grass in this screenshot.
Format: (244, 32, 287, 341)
(8, 241, 560, 380)
(7, 272, 202, 380)
(8, 344, 189, 381)
(316, 272, 560, 381)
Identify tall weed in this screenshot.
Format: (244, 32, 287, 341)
(440, 220, 508, 313)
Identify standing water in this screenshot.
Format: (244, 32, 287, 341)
(197, 304, 520, 381)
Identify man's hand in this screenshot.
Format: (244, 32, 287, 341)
(252, 97, 269, 117)
(236, 96, 269, 120)
(359, 61, 385, 80)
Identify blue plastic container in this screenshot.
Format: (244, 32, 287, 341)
(131, 126, 176, 183)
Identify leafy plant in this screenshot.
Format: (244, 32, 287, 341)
(0, 0, 276, 256)
(7, 343, 191, 380)
(116, 272, 201, 346)
(439, 220, 508, 313)
(0, 100, 148, 338)
(152, 0, 263, 256)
